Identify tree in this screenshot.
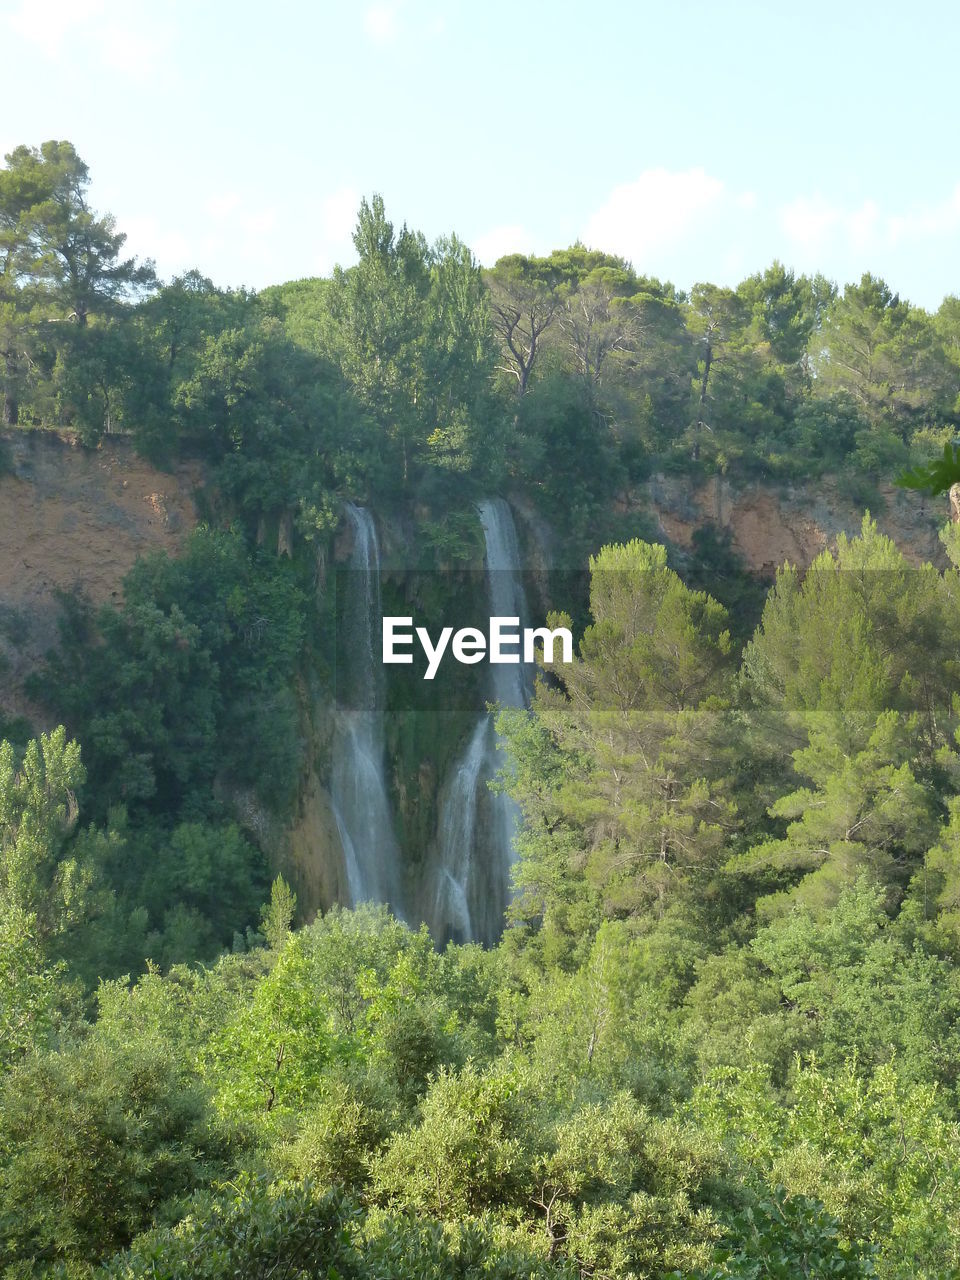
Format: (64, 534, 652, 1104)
(727, 709, 937, 918)
(34, 528, 307, 822)
(686, 283, 748, 440)
(692, 1058, 960, 1276)
(735, 518, 958, 913)
(530, 246, 646, 387)
(261, 874, 296, 949)
(0, 144, 57, 424)
(501, 540, 737, 928)
(17, 140, 155, 326)
(0, 727, 87, 943)
(123, 271, 251, 460)
(741, 516, 959, 765)
(0, 1040, 226, 1269)
(0, 141, 154, 434)
(173, 316, 345, 533)
(557, 265, 642, 385)
(202, 935, 336, 1118)
(425, 233, 496, 409)
(685, 1191, 876, 1279)
(0, 902, 68, 1067)
(327, 194, 431, 482)
(421, 233, 508, 481)
(372, 1063, 532, 1217)
(737, 262, 829, 367)
(96, 1177, 570, 1280)
(486, 253, 563, 395)
(813, 273, 954, 427)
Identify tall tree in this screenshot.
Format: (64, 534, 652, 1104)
(17, 141, 155, 326)
(0, 727, 87, 944)
(327, 194, 431, 482)
(485, 254, 563, 395)
(501, 540, 736, 931)
(0, 145, 57, 424)
(737, 261, 828, 367)
(421, 234, 504, 478)
(735, 518, 959, 914)
(685, 283, 747, 450)
(813, 273, 954, 426)
(556, 265, 643, 385)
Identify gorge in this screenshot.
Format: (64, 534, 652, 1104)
(0, 431, 949, 948)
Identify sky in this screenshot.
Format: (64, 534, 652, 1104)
(1, 0, 958, 308)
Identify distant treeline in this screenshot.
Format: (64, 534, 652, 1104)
(2, 142, 959, 553)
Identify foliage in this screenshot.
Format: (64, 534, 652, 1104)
(680, 1191, 876, 1279)
(0, 1040, 227, 1270)
(5, 141, 960, 1280)
(691, 1058, 960, 1277)
(96, 1177, 571, 1280)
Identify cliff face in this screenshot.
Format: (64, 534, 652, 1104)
(3, 437, 943, 680)
(643, 473, 947, 572)
(0, 432, 951, 919)
(0, 432, 202, 723)
(0, 431, 348, 920)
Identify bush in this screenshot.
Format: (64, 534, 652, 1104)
(0, 1041, 228, 1269)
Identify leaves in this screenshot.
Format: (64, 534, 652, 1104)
(896, 439, 960, 494)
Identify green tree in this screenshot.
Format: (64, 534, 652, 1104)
(0, 141, 154, 436)
(201, 934, 337, 1120)
(327, 194, 431, 482)
(261, 874, 296, 949)
(0, 1040, 226, 1270)
(0, 902, 69, 1067)
(421, 233, 505, 482)
(692, 1058, 960, 1277)
(813, 273, 954, 427)
(684, 1191, 876, 1280)
(373, 1064, 532, 1218)
(736, 517, 959, 912)
(501, 540, 736, 931)
(0, 143, 58, 424)
(17, 140, 154, 327)
(737, 262, 830, 367)
(728, 710, 937, 917)
(486, 253, 563, 395)
(0, 726, 87, 941)
(686, 283, 748, 447)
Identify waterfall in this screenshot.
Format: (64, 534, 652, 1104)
(430, 498, 530, 946)
(480, 498, 532, 711)
(330, 504, 404, 914)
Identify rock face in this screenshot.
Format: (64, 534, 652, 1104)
(0, 431, 951, 922)
(285, 763, 349, 920)
(0, 430, 348, 918)
(643, 473, 947, 572)
(0, 431, 201, 723)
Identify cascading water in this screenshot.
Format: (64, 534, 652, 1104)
(330, 504, 404, 914)
(430, 498, 530, 946)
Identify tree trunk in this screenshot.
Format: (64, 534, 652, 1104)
(277, 510, 293, 558)
(693, 338, 713, 458)
(697, 340, 712, 426)
(2, 349, 18, 426)
(1, 386, 17, 427)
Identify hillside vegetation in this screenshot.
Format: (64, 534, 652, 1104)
(3, 141, 960, 1278)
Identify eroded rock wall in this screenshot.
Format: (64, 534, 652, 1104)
(643, 473, 946, 572)
(0, 431, 202, 723)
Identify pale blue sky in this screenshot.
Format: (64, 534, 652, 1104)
(2, 0, 958, 307)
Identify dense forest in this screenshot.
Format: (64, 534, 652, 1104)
(4, 140, 960, 1277)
